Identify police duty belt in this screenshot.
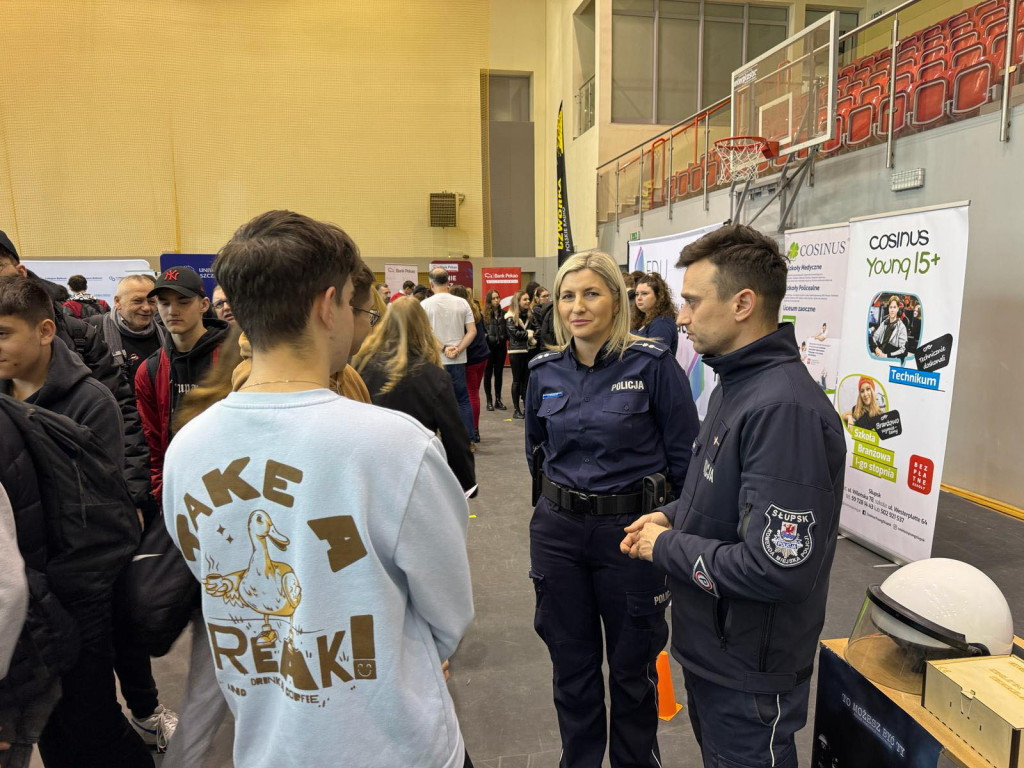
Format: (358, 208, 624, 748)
(541, 475, 643, 516)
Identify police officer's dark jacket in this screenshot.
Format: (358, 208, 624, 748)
(525, 339, 699, 493)
(653, 324, 846, 694)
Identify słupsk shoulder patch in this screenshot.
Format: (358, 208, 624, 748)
(761, 504, 815, 567)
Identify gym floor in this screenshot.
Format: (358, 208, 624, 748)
(33, 379, 1024, 768)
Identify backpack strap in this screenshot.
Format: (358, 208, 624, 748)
(66, 318, 88, 356)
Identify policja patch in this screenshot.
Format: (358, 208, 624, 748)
(761, 504, 815, 567)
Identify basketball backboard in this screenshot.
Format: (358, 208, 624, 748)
(731, 12, 839, 156)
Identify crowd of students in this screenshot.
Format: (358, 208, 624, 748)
(0, 216, 846, 768)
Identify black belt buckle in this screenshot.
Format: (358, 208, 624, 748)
(568, 488, 596, 515)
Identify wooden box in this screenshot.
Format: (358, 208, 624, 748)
(924, 655, 1024, 768)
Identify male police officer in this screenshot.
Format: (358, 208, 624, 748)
(621, 225, 846, 768)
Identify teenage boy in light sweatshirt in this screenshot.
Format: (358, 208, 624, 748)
(162, 210, 475, 768)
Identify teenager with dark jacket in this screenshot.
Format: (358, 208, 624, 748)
(482, 289, 508, 411)
(354, 296, 476, 493)
(135, 267, 229, 502)
(0, 275, 154, 768)
(506, 290, 533, 419)
(631, 271, 679, 355)
(0, 234, 152, 517)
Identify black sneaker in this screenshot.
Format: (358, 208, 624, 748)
(495, 400, 508, 411)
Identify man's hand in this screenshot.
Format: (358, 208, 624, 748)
(620, 512, 670, 557)
(444, 345, 459, 359)
(874, 346, 884, 357)
(441, 659, 451, 682)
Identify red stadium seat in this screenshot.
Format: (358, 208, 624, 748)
(951, 62, 995, 116)
(847, 103, 877, 146)
(919, 59, 948, 83)
(973, 0, 1001, 20)
(706, 159, 719, 188)
(979, 8, 1007, 29)
(989, 31, 1007, 65)
(858, 84, 885, 108)
(952, 43, 986, 68)
(923, 24, 943, 41)
(923, 47, 948, 64)
(952, 31, 981, 51)
(853, 66, 872, 82)
(897, 43, 920, 62)
(986, 20, 1008, 40)
(950, 23, 975, 39)
(672, 170, 688, 199)
(689, 163, 704, 192)
(947, 12, 971, 29)
(896, 60, 917, 77)
(820, 113, 846, 156)
(877, 91, 910, 138)
(910, 78, 949, 128)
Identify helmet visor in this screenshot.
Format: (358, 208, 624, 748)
(845, 585, 977, 694)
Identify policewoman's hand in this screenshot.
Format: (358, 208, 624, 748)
(620, 512, 670, 557)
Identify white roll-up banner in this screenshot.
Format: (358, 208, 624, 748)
(384, 264, 419, 297)
(782, 223, 850, 396)
(22, 260, 154, 305)
(627, 223, 722, 419)
(834, 202, 970, 562)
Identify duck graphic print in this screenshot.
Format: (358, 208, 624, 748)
(205, 510, 302, 647)
(172, 456, 379, 705)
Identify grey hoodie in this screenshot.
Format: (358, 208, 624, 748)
(0, 340, 123, 469)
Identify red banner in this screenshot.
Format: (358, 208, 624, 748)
(429, 260, 474, 289)
(481, 267, 522, 310)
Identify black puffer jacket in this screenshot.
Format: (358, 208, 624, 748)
(29, 271, 151, 508)
(0, 409, 79, 704)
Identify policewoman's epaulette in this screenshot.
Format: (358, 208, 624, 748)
(528, 348, 566, 369)
(629, 340, 669, 357)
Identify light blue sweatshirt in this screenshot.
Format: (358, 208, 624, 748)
(163, 389, 474, 768)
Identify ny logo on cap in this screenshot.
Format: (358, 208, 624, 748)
(164, 269, 180, 281)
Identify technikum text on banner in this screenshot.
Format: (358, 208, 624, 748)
(834, 202, 970, 562)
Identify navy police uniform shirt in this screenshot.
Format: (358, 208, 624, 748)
(525, 339, 698, 495)
(652, 324, 847, 695)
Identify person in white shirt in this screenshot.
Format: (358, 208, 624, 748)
(162, 210, 475, 768)
(420, 268, 477, 441)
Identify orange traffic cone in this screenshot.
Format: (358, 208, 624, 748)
(656, 650, 683, 721)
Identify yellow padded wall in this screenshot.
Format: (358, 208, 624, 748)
(0, 1, 488, 262)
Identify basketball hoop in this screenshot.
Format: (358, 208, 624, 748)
(714, 136, 779, 184)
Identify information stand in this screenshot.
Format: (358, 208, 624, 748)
(813, 638, 1024, 768)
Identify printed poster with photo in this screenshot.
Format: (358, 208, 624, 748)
(782, 223, 850, 395)
(627, 223, 723, 419)
(834, 202, 970, 562)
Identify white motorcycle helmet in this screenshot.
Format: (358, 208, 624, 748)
(846, 558, 1014, 693)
